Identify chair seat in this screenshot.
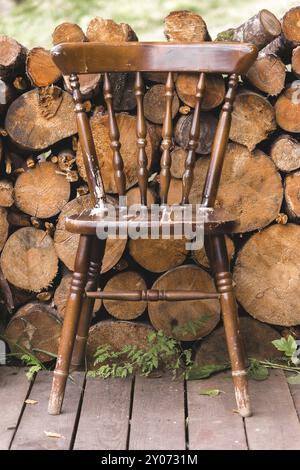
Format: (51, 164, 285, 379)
(65, 204, 237, 235)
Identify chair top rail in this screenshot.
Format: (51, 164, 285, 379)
(51, 41, 258, 75)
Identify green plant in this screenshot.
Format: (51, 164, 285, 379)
(88, 330, 193, 379)
(0, 335, 56, 380)
(172, 314, 212, 337)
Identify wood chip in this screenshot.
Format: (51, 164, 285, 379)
(44, 431, 64, 439)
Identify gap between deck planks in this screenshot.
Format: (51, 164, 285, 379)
(10, 371, 85, 450)
(2, 367, 300, 450)
(0, 367, 32, 450)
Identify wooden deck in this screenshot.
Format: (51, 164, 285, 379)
(1, 366, 300, 450)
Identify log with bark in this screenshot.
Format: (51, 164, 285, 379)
(0, 35, 27, 80)
(195, 317, 281, 365)
(292, 46, 300, 78)
(5, 302, 61, 362)
(217, 10, 281, 50)
(284, 171, 300, 220)
(0, 180, 14, 207)
(87, 320, 154, 368)
(26, 47, 62, 87)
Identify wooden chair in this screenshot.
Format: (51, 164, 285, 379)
(48, 41, 258, 417)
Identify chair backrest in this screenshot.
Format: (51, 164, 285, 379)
(51, 42, 257, 208)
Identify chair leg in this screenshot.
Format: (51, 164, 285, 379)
(71, 237, 106, 370)
(48, 235, 91, 415)
(205, 234, 251, 418)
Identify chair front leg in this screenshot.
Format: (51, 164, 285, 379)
(48, 235, 91, 415)
(205, 233, 251, 418)
(71, 237, 106, 370)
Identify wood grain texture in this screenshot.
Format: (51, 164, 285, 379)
(74, 377, 132, 450)
(187, 372, 247, 450)
(0, 367, 31, 450)
(51, 42, 257, 75)
(11, 371, 84, 450)
(245, 370, 300, 450)
(129, 375, 185, 450)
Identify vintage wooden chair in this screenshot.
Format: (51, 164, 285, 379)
(48, 41, 258, 417)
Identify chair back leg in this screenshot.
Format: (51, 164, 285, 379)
(48, 235, 91, 415)
(71, 237, 106, 370)
(205, 233, 251, 418)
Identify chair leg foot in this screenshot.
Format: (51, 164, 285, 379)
(48, 371, 68, 415)
(233, 374, 252, 417)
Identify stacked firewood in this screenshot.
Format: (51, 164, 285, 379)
(1, 8, 300, 366)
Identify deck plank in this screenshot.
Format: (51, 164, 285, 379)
(0, 367, 32, 450)
(11, 371, 84, 450)
(129, 374, 186, 450)
(187, 372, 247, 450)
(245, 370, 300, 450)
(74, 377, 132, 450)
(288, 376, 300, 421)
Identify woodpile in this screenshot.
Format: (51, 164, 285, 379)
(1, 8, 300, 365)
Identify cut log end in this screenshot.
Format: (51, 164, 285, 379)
(275, 83, 300, 133)
(148, 265, 220, 341)
(270, 134, 300, 172)
(76, 113, 155, 193)
(164, 10, 209, 42)
(86, 17, 138, 42)
(5, 87, 77, 151)
(144, 84, 179, 124)
(1, 227, 58, 292)
(26, 47, 62, 87)
(103, 271, 147, 320)
(128, 238, 187, 273)
(54, 194, 126, 273)
(52, 22, 86, 45)
(246, 54, 286, 96)
(282, 7, 300, 44)
(175, 73, 225, 110)
(14, 162, 70, 218)
(234, 224, 300, 326)
(230, 90, 276, 150)
(54, 272, 101, 319)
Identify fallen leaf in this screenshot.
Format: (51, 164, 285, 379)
(287, 373, 300, 385)
(25, 399, 38, 405)
(44, 431, 64, 439)
(198, 388, 224, 397)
